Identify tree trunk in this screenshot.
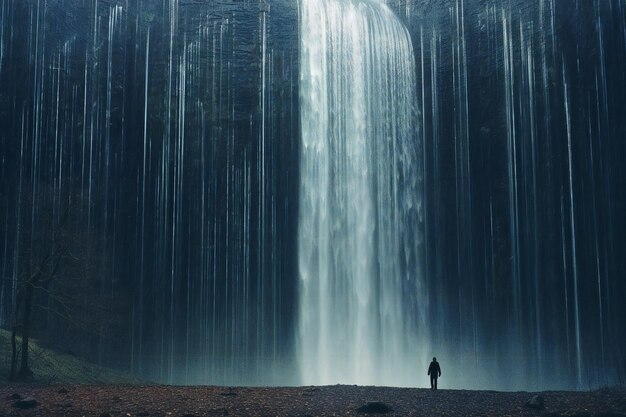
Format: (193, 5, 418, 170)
(18, 283, 34, 380)
(9, 324, 18, 381)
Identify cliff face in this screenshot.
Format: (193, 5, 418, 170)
(389, 0, 626, 390)
(0, 0, 625, 390)
(0, 0, 301, 385)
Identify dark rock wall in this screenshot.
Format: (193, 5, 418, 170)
(0, 0, 624, 388)
(391, 0, 626, 389)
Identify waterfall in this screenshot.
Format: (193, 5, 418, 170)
(2, 0, 625, 390)
(297, 0, 425, 386)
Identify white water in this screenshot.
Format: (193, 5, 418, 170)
(297, 0, 426, 386)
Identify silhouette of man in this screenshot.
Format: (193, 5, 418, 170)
(428, 357, 441, 389)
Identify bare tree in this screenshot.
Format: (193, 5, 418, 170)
(8, 188, 100, 381)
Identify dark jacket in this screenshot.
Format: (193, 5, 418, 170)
(428, 361, 441, 377)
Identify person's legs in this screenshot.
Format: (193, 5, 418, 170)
(434, 377, 438, 390)
(430, 375, 435, 389)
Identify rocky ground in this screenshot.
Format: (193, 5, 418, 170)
(0, 384, 625, 417)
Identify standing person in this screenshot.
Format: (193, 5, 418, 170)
(428, 357, 442, 389)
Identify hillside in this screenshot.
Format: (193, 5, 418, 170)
(0, 329, 139, 384)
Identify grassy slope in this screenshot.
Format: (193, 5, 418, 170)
(0, 329, 140, 384)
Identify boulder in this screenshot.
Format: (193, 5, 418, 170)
(13, 397, 38, 409)
(524, 395, 545, 410)
(302, 387, 321, 397)
(356, 401, 393, 414)
(206, 408, 229, 416)
(220, 387, 238, 397)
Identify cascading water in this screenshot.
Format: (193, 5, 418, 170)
(297, 0, 426, 386)
(1, 0, 625, 390)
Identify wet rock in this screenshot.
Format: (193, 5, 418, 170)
(542, 413, 626, 417)
(8, 393, 23, 400)
(595, 413, 626, 417)
(356, 401, 393, 414)
(99, 413, 113, 417)
(57, 387, 69, 394)
(187, 408, 228, 416)
(525, 395, 545, 410)
(302, 387, 321, 397)
(220, 388, 237, 397)
(206, 408, 229, 416)
(13, 397, 38, 409)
